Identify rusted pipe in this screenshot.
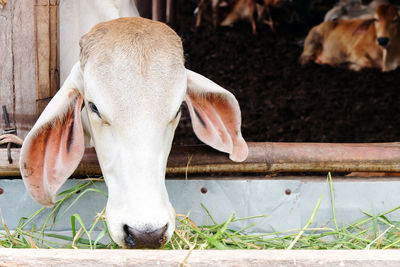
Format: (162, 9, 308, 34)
(2, 142, 400, 177)
(167, 142, 400, 174)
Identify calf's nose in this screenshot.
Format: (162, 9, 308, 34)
(123, 224, 167, 249)
(377, 37, 389, 47)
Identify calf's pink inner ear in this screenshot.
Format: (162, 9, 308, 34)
(185, 91, 248, 162)
(21, 95, 85, 207)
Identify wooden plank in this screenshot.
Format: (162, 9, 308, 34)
(0, 249, 400, 266)
(3, 142, 400, 176)
(12, 0, 38, 138)
(34, 0, 59, 114)
(0, 148, 19, 175)
(0, 0, 14, 132)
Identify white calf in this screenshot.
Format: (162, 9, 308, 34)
(20, 17, 248, 248)
(59, 0, 139, 83)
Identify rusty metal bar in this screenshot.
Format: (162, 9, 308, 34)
(2, 142, 400, 177)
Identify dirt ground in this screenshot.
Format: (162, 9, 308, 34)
(172, 1, 400, 146)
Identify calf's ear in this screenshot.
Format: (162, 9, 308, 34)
(20, 63, 85, 207)
(352, 19, 374, 36)
(184, 69, 248, 162)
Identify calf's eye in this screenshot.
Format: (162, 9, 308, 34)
(88, 101, 102, 119)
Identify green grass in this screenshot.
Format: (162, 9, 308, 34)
(1, 173, 400, 249)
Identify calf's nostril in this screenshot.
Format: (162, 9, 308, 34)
(123, 224, 168, 249)
(123, 224, 137, 248)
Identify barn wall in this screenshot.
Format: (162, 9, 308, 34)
(0, 0, 58, 139)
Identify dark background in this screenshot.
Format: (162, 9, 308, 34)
(172, 0, 400, 145)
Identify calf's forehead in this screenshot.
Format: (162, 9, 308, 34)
(79, 17, 186, 117)
(80, 17, 184, 69)
(376, 5, 398, 19)
(84, 60, 186, 119)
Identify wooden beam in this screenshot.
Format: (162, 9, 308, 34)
(34, 0, 59, 114)
(0, 249, 400, 266)
(2, 142, 400, 176)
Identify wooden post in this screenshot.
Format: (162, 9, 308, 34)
(152, 0, 166, 22)
(0, 0, 14, 133)
(34, 0, 59, 115)
(135, 0, 152, 19)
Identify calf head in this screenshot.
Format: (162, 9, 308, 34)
(374, 4, 400, 47)
(20, 17, 248, 248)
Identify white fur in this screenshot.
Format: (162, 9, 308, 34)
(23, 11, 248, 248)
(80, 55, 186, 244)
(59, 0, 139, 84)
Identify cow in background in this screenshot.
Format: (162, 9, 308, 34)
(195, 0, 221, 28)
(0, 0, 6, 9)
(219, 0, 258, 33)
(324, 0, 365, 21)
(59, 0, 139, 84)
(324, 0, 390, 21)
(300, 4, 400, 72)
(195, 0, 291, 34)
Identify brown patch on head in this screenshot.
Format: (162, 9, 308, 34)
(373, 4, 399, 42)
(79, 17, 184, 75)
(376, 4, 398, 20)
(67, 88, 79, 98)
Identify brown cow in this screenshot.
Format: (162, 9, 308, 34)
(0, 0, 6, 9)
(196, 0, 288, 34)
(220, 0, 258, 34)
(220, 0, 289, 33)
(300, 4, 400, 72)
(195, 0, 221, 28)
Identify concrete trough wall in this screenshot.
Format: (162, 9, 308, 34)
(1, 176, 400, 235)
